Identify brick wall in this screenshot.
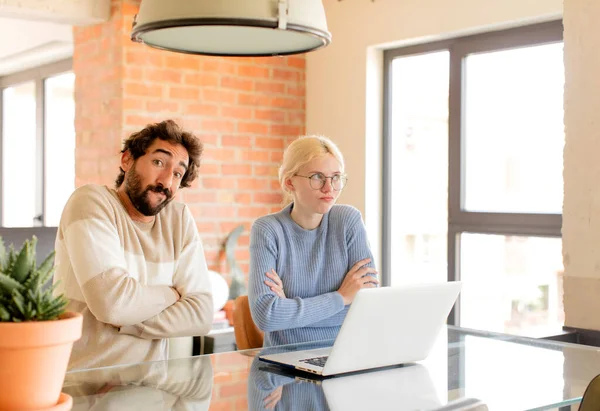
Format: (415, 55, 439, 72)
(73, 0, 305, 278)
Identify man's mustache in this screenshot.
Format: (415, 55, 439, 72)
(146, 184, 172, 199)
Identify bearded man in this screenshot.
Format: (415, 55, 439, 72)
(53, 119, 213, 370)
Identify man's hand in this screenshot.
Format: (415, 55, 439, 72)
(264, 269, 286, 298)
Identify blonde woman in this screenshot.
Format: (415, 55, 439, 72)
(248, 135, 378, 347)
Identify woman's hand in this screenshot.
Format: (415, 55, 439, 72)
(265, 269, 286, 298)
(264, 386, 283, 409)
(337, 258, 379, 305)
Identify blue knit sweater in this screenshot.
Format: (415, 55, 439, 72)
(248, 203, 375, 347)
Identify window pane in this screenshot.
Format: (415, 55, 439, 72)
(460, 233, 564, 337)
(390, 51, 449, 285)
(464, 43, 564, 214)
(2, 82, 37, 227)
(45, 72, 75, 227)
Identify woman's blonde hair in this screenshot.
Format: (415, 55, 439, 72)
(278, 135, 345, 204)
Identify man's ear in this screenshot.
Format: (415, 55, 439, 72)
(120, 150, 134, 172)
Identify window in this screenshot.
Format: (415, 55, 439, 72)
(0, 60, 74, 227)
(383, 22, 564, 337)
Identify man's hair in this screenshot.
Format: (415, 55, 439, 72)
(115, 119, 203, 188)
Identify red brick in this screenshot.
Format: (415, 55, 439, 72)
(125, 50, 163, 66)
(254, 192, 283, 204)
(186, 103, 220, 117)
(238, 65, 271, 78)
(201, 59, 236, 75)
(199, 163, 220, 175)
(124, 82, 163, 98)
(203, 89, 237, 104)
(256, 137, 285, 149)
(222, 135, 252, 148)
(238, 93, 271, 107)
(222, 164, 253, 175)
(206, 400, 232, 411)
(241, 151, 271, 162)
(273, 68, 302, 82)
(287, 111, 305, 124)
(200, 120, 235, 134)
(221, 76, 254, 91)
(184, 73, 219, 87)
(238, 206, 273, 218)
(220, 106, 253, 120)
(254, 165, 279, 177)
(270, 124, 303, 137)
(255, 81, 286, 94)
(235, 193, 252, 204)
(238, 179, 271, 190)
(146, 68, 182, 84)
(206, 148, 237, 161)
(255, 109, 286, 123)
(238, 122, 269, 134)
(287, 56, 306, 69)
(164, 55, 201, 71)
(125, 115, 159, 127)
(169, 87, 200, 100)
(287, 85, 306, 97)
(145, 101, 179, 113)
(272, 97, 303, 109)
(122, 97, 144, 111)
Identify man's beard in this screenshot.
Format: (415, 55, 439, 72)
(124, 166, 173, 216)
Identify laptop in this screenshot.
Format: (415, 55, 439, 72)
(259, 281, 462, 377)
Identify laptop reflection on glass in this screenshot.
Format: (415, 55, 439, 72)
(258, 281, 462, 377)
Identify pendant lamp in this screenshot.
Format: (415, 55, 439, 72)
(131, 0, 331, 57)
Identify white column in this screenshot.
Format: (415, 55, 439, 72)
(562, 0, 600, 330)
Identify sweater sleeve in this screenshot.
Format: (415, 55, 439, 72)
(61, 186, 179, 327)
(304, 208, 375, 328)
(345, 207, 377, 276)
(118, 206, 214, 339)
(248, 219, 345, 332)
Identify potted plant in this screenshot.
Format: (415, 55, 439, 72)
(0, 236, 82, 411)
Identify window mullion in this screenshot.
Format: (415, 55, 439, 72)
(35, 78, 45, 227)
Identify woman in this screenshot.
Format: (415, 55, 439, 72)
(248, 135, 378, 347)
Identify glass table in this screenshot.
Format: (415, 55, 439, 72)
(63, 326, 600, 410)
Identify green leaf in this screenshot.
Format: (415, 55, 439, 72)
(0, 302, 10, 321)
(12, 290, 25, 316)
(0, 272, 24, 294)
(11, 241, 31, 283)
(0, 237, 6, 272)
(37, 251, 55, 279)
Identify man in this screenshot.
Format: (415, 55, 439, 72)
(54, 119, 213, 370)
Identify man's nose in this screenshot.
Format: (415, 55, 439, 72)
(157, 169, 174, 189)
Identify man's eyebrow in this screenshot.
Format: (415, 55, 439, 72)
(152, 148, 189, 171)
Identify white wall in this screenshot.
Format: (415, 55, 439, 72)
(306, 0, 562, 264)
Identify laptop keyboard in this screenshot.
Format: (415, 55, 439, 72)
(299, 356, 328, 368)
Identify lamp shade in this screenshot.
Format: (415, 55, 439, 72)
(131, 0, 331, 57)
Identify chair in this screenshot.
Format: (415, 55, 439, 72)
(232, 295, 264, 350)
(579, 374, 600, 411)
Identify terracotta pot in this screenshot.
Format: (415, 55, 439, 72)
(0, 311, 82, 410)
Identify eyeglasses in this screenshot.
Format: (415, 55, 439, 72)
(295, 173, 348, 191)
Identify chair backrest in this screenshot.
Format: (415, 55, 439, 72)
(579, 374, 600, 411)
(232, 295, 264, 350)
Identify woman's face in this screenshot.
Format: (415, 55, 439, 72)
(287, 154, 345, 215)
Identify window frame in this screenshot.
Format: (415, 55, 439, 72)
(382, 21, 564, 325)
(0, 58, 73, 227)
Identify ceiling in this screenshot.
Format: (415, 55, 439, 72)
(0, 17, 73, 76)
